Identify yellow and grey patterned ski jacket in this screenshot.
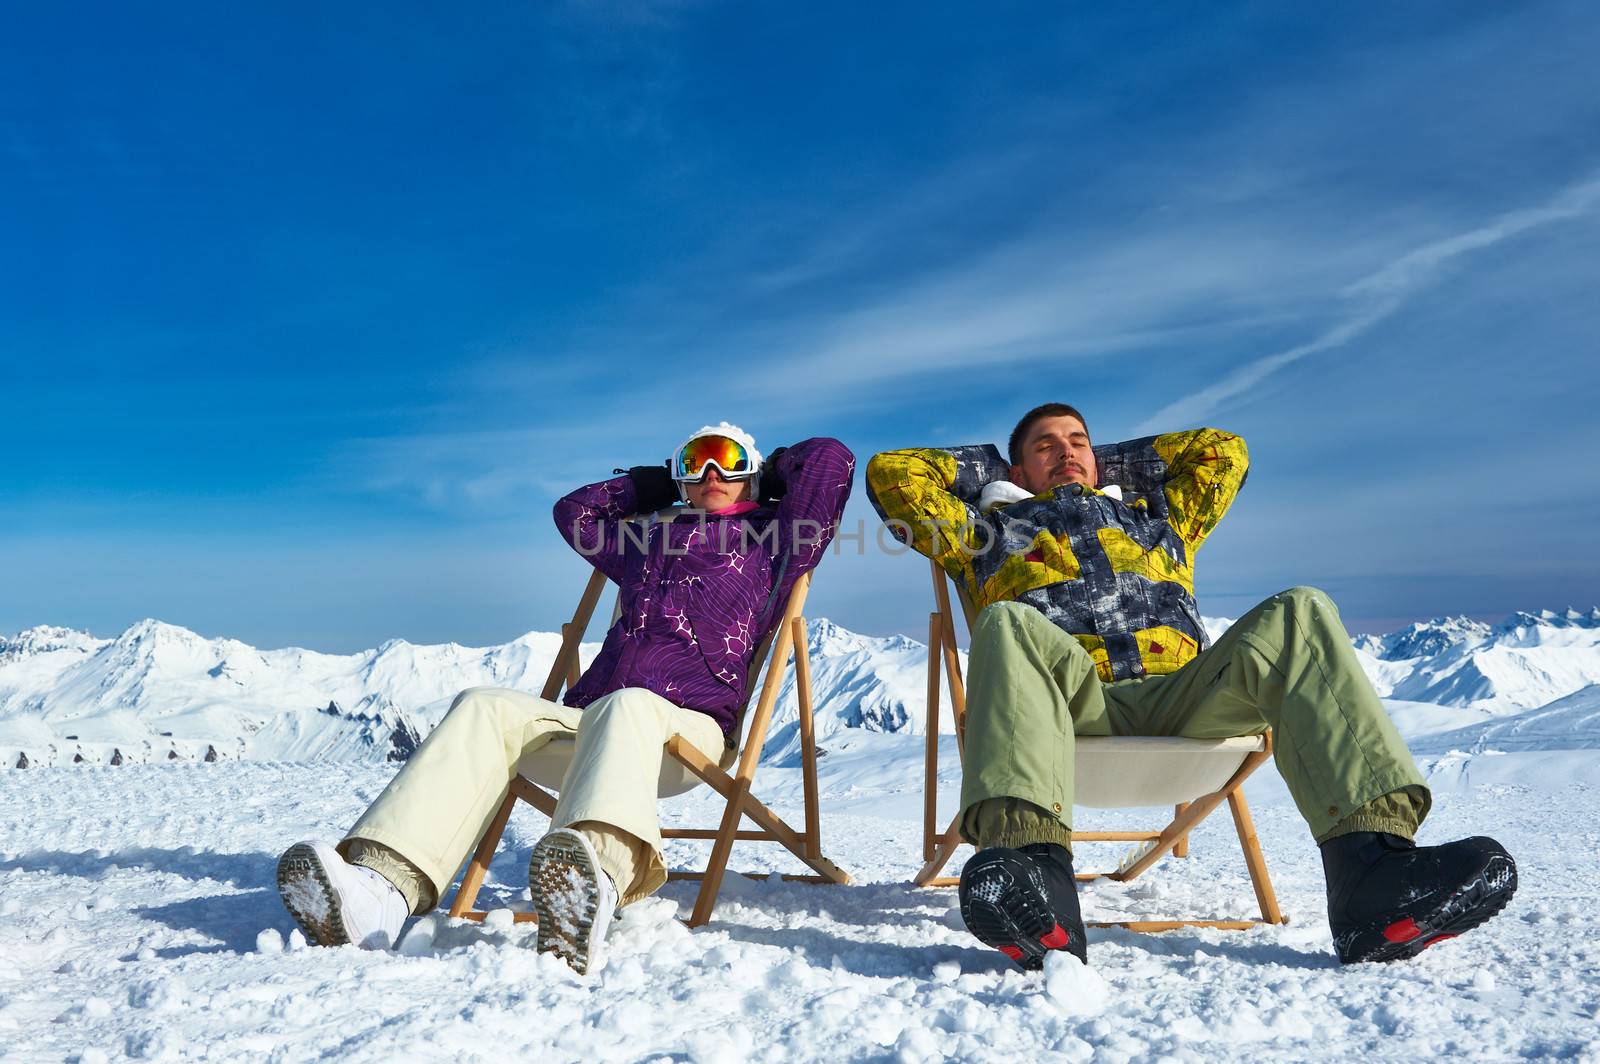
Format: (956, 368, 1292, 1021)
(866, 429, 1247, 683)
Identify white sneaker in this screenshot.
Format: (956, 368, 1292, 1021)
(276, 841, 408, 949)
(529, 829, 617, 975)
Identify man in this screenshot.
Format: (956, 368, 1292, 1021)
(866, 403, 1515, 968)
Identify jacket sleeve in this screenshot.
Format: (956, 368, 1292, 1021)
(552, 474, 644, 585)
(865, 447, 984, 583)
(770, 437, 856, 605)
(1152, 428, 1249, 551)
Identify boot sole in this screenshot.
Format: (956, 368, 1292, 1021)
(959, 857, 1080, 970)
(1341, 852, 1517, 964)
(529, 834, 605, 975)
(276, 842, 351, 947)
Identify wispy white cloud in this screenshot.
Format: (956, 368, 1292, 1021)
(331, 423, 631, 510)
(1132, 170, 1600, 433)
(742, 223, 1342, 394)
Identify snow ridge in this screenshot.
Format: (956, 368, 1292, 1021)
(1372, 616, 1494, 662)
(5, 605, 1600, 768)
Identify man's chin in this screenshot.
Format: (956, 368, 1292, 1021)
(1042, 476, 1091, 493)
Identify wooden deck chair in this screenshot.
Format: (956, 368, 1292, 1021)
(916, 559, 1286, 932)
(445, 559, 849, 929)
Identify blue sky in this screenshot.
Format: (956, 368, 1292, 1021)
(5, 2, 1599, 652)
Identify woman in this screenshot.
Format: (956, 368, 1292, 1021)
(276, 424, 854, 973)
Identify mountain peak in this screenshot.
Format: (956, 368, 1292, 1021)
(0, 625, 104, 663)
(803, 617, 922, 655)
(118, 618, 194, 641)
(1378, 616, 1493, 661)
(1499, 607, 1600, 633)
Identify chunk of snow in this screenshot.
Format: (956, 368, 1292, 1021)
(1043, 951, 1109, 1016)
(397, 916, 436, 956)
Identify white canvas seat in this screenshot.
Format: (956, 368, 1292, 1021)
(514, 737, 734, 800)
(1074, 735, 1267, 808)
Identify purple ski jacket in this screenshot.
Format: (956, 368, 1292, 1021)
(554, 437, 855, 737)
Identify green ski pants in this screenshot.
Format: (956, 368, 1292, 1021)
(959, 586, 1430, 851)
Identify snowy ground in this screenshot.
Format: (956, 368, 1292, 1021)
(5, 740, 1599, 1063)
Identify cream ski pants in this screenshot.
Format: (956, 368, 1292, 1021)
(339, 686, 728, 912)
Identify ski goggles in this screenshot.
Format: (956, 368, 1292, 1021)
(672, 434, 757, 482)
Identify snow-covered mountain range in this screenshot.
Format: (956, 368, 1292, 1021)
(0, 616, 961, 769)
(3, 607, 1598, 769)
(1352, 607, 1600, 710)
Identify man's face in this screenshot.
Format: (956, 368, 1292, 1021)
(1010, 414, 1097, 494)
(683, 467, 750, 511)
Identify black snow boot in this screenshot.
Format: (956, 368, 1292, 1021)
(958, 842, 1087, 969)
(1321, 831, 1517, 964)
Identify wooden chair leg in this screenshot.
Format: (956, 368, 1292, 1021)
(792, 618, 822, 862)
(687, 776, 750, 927)
(1114, 749, 1270, 882)
(685, 596, 802, 927)
(913, 814, 963, 887)
(1174, 802, 1190, 858)
(540, 568, 608, 701)
(924, 612, 941, 862)
(918, 559, 968, 884)
(510, 775, 559, 817)
(938, 616, 965, 753)
(670, 738, 849, 887)
(448, 787, 518, 919)
(562, 623, 581, 691)
(1228, 788, 1284, 924)
(929, 559, 968, 752)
